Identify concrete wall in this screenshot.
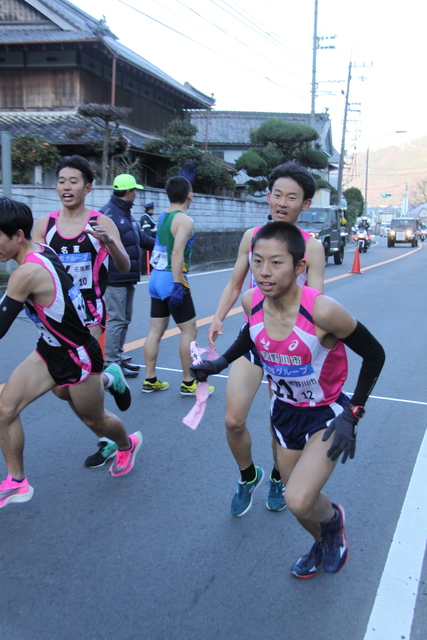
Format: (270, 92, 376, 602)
(0, 186, 271, 282)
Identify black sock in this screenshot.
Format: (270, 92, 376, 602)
(146, 377, 157, 384)
(270, 466, 281, 482)
(327, 507, 338, 526)
(182, 380, 194, 387)
(240, 463, 256, 483)
(12, 477, 25, 483)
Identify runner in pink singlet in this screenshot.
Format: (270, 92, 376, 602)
(190, 222, 385, 580)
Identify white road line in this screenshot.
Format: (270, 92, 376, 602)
(152, 364, 427, 639)
(146, 367, 427, 407)
(363, 426, 427, 640)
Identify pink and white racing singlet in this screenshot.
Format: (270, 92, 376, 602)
(248, 226, 312, 288)
(249, 286, 348, 407)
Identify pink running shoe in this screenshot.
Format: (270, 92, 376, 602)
(109, 431, 142, 477)
(0, 475, 34, 509)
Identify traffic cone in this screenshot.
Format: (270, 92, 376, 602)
(349, 248, 363, 274)
(99, 314, 108, 359)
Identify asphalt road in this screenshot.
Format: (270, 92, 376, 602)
(0, 237, 426, 640)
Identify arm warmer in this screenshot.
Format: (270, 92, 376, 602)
(341, 321, 385, 406)
(221, 322, 256, 365)
(0, 295, 25, 339)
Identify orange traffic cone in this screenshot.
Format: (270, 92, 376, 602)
(99, 314, 108, 359)
(349, 248, 363, 274)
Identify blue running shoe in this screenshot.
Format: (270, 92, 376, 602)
(230, 466, 264, 517)
(320, 503, 349, 574)
(291, 542, 323, 579)
(266, 478, 286, 512)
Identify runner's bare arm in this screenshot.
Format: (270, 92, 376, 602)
(170, 214, 194, 283)
(208, 228, 253, 349)
(313, 295, 385, 407)
(87, 215, 130, 273)
(0, 264, 53, 338)
(32, 215, 49, 244)
(305, 236, 325, 292)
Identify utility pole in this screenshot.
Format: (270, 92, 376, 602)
(311, 0, 336, 129)
(1, 131, 12, 198)
(336, 61, 352, 207)
(311, 0, 318, 129)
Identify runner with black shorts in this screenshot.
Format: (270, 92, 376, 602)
(0, 198, 142, 509)
(142, 176, 213, 396)
(32, 155, 132, 413)
(190, 222, 385, 579)
(207, 162, 325, 516)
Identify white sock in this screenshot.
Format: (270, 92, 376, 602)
(104, 372, 114, 388)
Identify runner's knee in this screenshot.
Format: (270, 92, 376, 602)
(285, 488, 315, 519)
(0, 399, 19, 425)
(225, 408, 247, 434)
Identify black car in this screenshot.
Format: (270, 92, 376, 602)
(387, 218, 419, 247)
(298, 206, 346, 265)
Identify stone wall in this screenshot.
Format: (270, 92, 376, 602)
(0, 186, 270, 282)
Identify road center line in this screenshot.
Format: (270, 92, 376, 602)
(0, 244, 422, 392)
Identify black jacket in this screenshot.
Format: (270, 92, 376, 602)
(100, 194, 154, 286)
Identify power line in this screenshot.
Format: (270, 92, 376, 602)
(116, 0, 310, 101)
(170, 0, 311, 86)
(212, 0, 313, 68)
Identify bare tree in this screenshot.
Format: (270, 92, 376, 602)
(409, 176, 427, 207)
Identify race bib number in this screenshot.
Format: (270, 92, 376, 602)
(59, 253, 92, 290)
(68, 284, 91, 326)
(265, 363, 318, 405)
(150, 247, 168, 270)
(25, 308, 61, 347)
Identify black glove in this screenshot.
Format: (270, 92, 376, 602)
(322, 404, 358, 463)
(168, 283, 184, 311)
(189, 356, 228, 382)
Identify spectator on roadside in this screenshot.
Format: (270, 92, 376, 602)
(140, 202, 156, 237)
(101, 174, 154, 375)
(140, 202, 156, 275)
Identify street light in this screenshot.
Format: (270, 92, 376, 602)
(364, 130, 406, 217)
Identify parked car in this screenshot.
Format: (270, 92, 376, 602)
(387, 218, 419, 247)
(298, 206, 346, 265)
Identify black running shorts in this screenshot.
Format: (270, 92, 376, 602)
(150, 287, 196, 324)
(36, 335, 104, 386)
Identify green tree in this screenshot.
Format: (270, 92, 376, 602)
(11, 135, 60, 184)
(67, 104, 132, 184)
(343, 186, 364, 227)
(144, 119, 235, 194)
(235, 118, 329, 194)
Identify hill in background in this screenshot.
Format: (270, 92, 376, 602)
(344, 136, 427, 208)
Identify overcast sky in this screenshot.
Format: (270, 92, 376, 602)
(72, 0, 425, 160)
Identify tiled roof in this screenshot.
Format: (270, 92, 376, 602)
(0, 27, 96, 42)
(0, 110, 155, 149)
(0, 0, 215, 108)
(190, 111, 330, 145)
(103, 37, 214, 107)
